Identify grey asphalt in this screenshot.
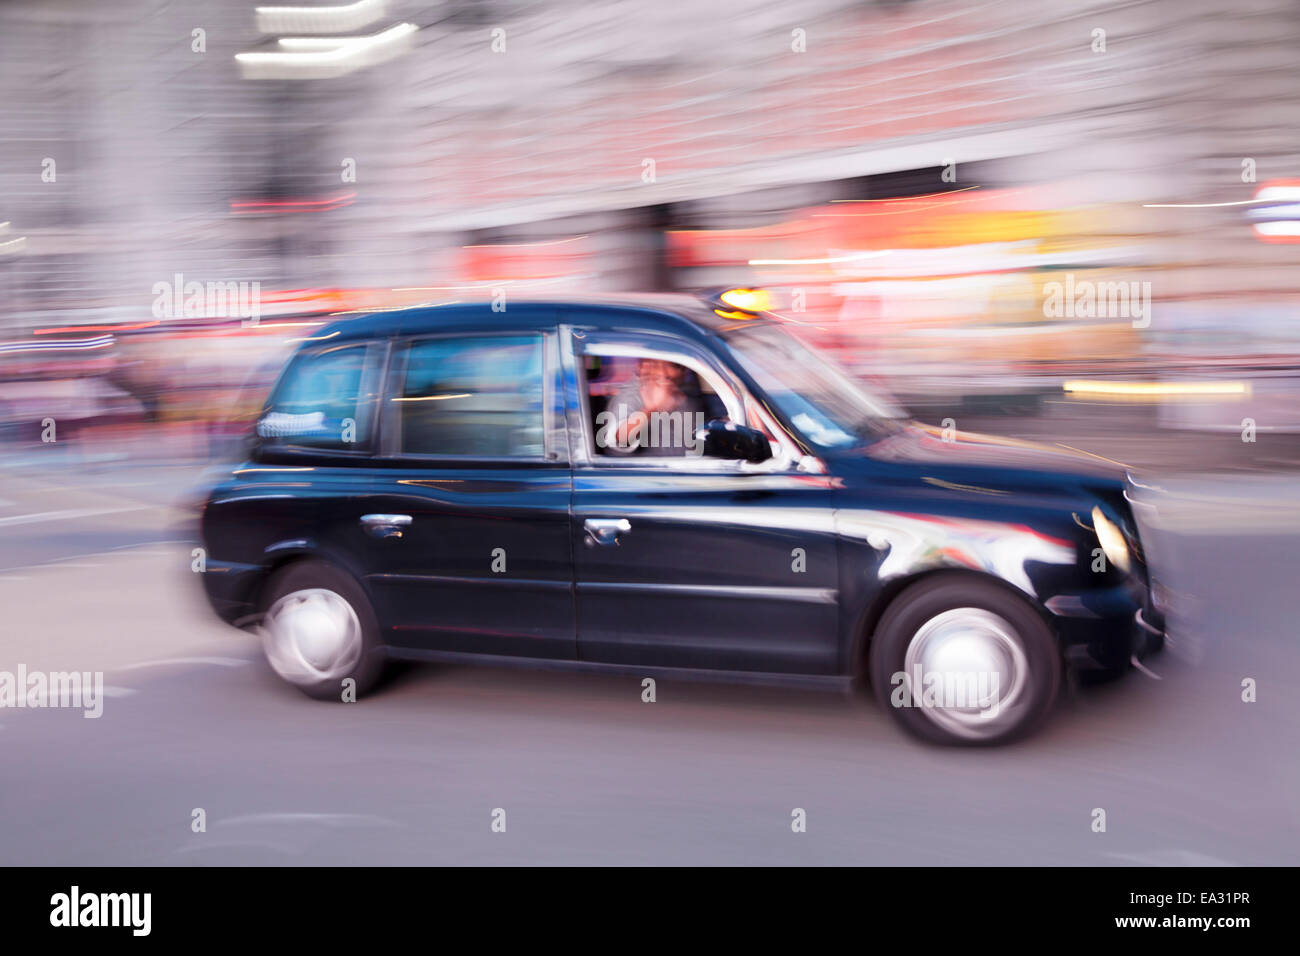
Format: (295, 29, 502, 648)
(0, 455, 1297, 866)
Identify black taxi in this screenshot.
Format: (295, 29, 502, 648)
(197, 290, 1165, 744)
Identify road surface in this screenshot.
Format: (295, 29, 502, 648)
(1, 453, 1297, 865)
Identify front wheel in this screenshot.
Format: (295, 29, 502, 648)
(869, 575, 1061, 745)
(258, 560, 386, 700)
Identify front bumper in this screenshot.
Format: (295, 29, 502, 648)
(1046, 581, 1165, 671)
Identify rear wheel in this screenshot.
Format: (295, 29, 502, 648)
(259, 560, 386, 700)
(869, 575, 1061, 745)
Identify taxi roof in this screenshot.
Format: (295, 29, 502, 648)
(312, 292, 774, 343)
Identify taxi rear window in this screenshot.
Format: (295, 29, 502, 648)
(257, 341, 384, 451)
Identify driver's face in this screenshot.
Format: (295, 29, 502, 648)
(639, 359, 685, 387)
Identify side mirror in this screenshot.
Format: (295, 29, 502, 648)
(696, 419, 771, 463)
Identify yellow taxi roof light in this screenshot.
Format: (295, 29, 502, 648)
(718, 288, 772, 314)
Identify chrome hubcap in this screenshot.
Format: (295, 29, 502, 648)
(901, 607, 1030, 740)
(262, 588, 362, 687)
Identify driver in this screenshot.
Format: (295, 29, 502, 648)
(606, 358, 707, 457)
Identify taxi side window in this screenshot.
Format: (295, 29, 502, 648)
(585, 354, 727, 457)
(257, 342, 382, 450)
(575, 335, 744, 464)
(395, 334, 545, 458)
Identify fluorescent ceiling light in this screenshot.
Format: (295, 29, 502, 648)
(236, 22, 418, 80)
(255, 0, 387, 35)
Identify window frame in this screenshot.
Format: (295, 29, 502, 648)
(376, 328, 565, 467)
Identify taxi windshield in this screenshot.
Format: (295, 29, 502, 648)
(723, 323, 906, 448)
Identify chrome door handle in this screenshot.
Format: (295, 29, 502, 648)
(584, 517, 631, 547)
(361, 513, 412, 539)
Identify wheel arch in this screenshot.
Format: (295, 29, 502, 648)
(247, 540, 373, 620)
(847, 568, 1058, 681)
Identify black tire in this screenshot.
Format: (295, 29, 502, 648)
(259, 559, 386, 701)
(868, 574, 1061, 746)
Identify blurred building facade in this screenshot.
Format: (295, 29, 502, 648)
(1, 0, 1298, 400)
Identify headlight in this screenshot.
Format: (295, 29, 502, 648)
(1091, 506, 1131, 574)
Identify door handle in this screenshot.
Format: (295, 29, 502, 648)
(361, 513, 412, 539)
(584, 517, 631, 547)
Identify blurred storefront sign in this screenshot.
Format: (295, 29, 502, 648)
(667, 185, 1148, 392)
